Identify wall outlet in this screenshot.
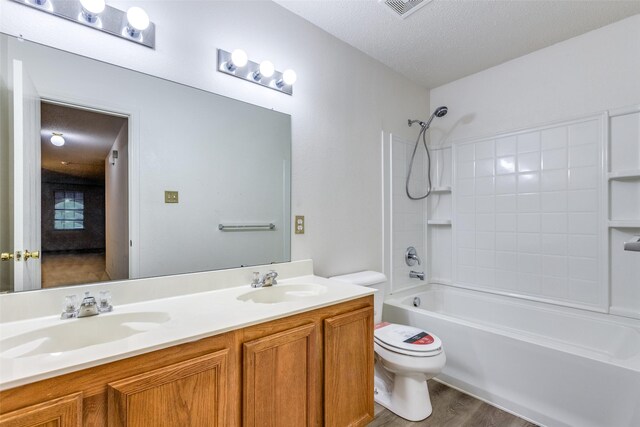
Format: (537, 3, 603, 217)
(164, 191, 179, 203)
(295, 215, 305, 234)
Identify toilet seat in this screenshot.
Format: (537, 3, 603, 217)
(374, 322, 442, 357)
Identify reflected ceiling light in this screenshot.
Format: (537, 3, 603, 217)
(61, 161, 70, 165)
(276, 69, 297, 88)
(253, 60, 275, 81)
(50, 132, 65, 147)
(126, 6, 150, 37)
(79, 0, 105, 23)
(226, 49, 248, 72)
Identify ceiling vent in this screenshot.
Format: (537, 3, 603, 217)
(380, 0, 433, 19)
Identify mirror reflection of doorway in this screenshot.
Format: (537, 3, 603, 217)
(40, 101, 128, 288)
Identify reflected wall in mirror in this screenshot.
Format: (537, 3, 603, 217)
(0, 33, 292, 293)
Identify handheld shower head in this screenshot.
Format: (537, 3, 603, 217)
(434, 106, 448, 117)
(408, 106, 448, 130)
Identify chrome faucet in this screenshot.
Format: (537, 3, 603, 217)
(410, 271, 425, 281)
(78, 292, 99, 318)
(61, 291, 113, 319)
(251, 270, 279, 288)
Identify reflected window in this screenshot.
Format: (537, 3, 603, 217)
(54, 191, 84, 230)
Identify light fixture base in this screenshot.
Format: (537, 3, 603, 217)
(10, 0, 156, 49)
(217, 49, 293, 96)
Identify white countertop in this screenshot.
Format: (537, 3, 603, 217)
(0, 274, 374, 391)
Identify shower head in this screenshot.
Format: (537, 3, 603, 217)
(434, 106, 448, 117)
(408, 106, 448, 129)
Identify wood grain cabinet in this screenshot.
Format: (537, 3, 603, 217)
(0, 296, 373, 427)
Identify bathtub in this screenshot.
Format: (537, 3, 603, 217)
(382, 285, 640, 427)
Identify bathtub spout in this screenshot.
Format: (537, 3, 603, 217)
(410, 271, 425, 280)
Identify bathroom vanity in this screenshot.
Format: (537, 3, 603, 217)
(0, 262, 374, 426)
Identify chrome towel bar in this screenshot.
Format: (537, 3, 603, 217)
(218, 223, 276, 231)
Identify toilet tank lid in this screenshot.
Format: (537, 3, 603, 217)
(329, 271, 387, 286)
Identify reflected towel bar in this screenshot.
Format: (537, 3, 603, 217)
(218, 223, 276, 231)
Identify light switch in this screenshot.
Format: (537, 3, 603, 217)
(295, 215, 304, 234)
(165, 191, 179, 203)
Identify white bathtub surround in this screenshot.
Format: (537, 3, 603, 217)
(0, 260, 374, 390)
(383, 285, 640, 427)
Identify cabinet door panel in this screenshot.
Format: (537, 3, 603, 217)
(0, 392, 82, 427)
(108, 350, 228, 427)
(243, 323, 317, 427)
(324, 307, 374, 427)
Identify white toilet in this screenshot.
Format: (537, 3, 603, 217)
(330, 271, 446, 422)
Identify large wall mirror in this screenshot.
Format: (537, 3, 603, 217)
(0, 33, 292, 293)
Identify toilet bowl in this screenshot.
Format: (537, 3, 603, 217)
(330, 271, 446, 422)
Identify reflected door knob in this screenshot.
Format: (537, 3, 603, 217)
(23, 250, 40, 261)
(1, 252, 14, 261)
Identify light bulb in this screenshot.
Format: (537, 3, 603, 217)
(51, 133, 65, 147)
(282, 69, 297, 85)
(231, 49, 248, 68)
(79, 0, 105, 23)
(126, 6, 150, 37)
(259, 61, 275, 78)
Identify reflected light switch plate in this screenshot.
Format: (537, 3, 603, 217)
(295, 215, 304, 234)
(165, 191, 179, 203)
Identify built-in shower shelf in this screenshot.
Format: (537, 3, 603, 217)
(608, 170, 640, 180)
(431, 186, 452, 194)
(608, 220, 640, 228)
(427, 219, 452, 225)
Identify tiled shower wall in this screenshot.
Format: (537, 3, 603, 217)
(453, 117, 605, 309)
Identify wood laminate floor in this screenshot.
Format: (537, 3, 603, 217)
(368, 380, 537, 427)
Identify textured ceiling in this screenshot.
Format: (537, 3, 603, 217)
(274, 0, 640, 88)
(41, 102, 126, 180)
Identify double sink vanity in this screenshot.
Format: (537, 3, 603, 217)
(0, 260, 375, 426)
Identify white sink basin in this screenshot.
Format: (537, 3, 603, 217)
(0, 312, 170, 359)
(237, 284, 328, 304)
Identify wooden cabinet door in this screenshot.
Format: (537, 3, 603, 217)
(107, 350, 228, 427)
(0, 392, 82, 427)
(243, 323, 317, 427)
(324, 307, 374, 427)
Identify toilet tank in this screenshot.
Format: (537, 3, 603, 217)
(329, 271, 387, 323)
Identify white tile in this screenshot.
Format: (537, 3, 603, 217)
(569, 257, 598, 281)
(519, 273, 541, 293)
(569, 144, 598, 168)
(475, 158, 495, 177)
(392, 142, 406, 177)
(568, 213, 597, 235)
(542, 234, 567, 256)
(568, 167, 598, 190)
(476, 214, 495, 231)
(518, 173, 540, 193)
(476, 232, 495, 250)
(476, 268, 496, 286)
(541, 192, 567, 212)
(475, 140, 495, 160)
(567, 190, 598, 212)
(518, 152, 541, 172)
(517, 213, 541, 233)
(475, 196, 494, 213)
(496, 232, 517, 251)
(496, 251, 518, 271)
(458, 248, 475, 266)
(457, 196, 475, 213)
(495, 213, 517, 232)
(458, 161, 475, 179)
(495, 195, 517, 213)
(541, 213, 567, 234)
(542, 255, 568, 278)
(542, 148, 567, 170)
(457, 144, 475, 162)
(476, 250, 495, 268)
(568, 120, 599, 147)
(496, 269, 518, 288)
(568, 278, 600, 305)
(457, 178, 475, 196)
(541, 276, 568, 299)
(496, 175, 517, 194)
(496, 136, 517, 156)
(518, 233, 541, 253)
(475, 177, 495, 195)
(517, 132, 541, 153)
(568, 235, 598, 258)
(457, 266, 476, 283)
(457, 231, 475, 249)
(457, 213, 476, 231)
(517, 193, 540, 212)
(496, 156, 516, 175)
(541, 127, 567, 150)
(541, 170, 567, 191)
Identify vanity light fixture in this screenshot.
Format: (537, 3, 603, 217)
(217, 49, 297, 96)
(9, 0, 156, 49)
(50, 132, 65, 147)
